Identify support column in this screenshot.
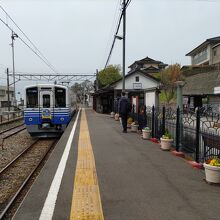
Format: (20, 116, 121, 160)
(175, 81, 185, 151)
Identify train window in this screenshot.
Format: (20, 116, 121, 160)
(55, 87, 66, 107)
(43, 95, 50, 108)
(26, 87, 38, 108)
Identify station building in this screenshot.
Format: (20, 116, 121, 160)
(93, 57, 167, 113)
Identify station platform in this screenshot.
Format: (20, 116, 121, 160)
(13, 108, 220, 220)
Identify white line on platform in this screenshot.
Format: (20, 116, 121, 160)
(39, 109, 81, 220)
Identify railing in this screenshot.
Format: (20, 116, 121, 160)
(0, 110, 23, 124)
(129, 105, 220, 163)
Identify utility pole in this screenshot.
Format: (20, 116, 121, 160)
(122, 0, 126, 92)
(6, 68, 10, 112)
(11, 31, 18, 107)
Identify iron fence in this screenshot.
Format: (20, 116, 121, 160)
(0, 110, 23, 124)
(129, 105, 220, 163)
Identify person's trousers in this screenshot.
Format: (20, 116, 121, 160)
(121, 114, 128, 131)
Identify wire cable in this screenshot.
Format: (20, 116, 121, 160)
(0, 8, 58, 73)
(0, 5, 58, 73)
(104, 0, 131, 69)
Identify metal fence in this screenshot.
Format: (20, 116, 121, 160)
(129, 106, 220, 163)
(0, 110, 23, 124)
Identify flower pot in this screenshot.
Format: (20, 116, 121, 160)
(110, 112, 115, 118)
(203, 163, 220, 183)
(142, 130, 151, 139)
(115, 114, 119, 121)
(131, 124, 139, 132)
(160, 138, 173, 150)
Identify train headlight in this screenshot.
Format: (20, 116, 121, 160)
(60, 117, 64, 121)
(29, 118, 33, 122)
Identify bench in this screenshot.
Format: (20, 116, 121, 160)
(202, 133, 220, 160)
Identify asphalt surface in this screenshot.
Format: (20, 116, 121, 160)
(13, 109, 220, 220)
(87, 110, 220, 220)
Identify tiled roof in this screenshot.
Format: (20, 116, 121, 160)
(183, 70, 220, 95)
(186, 36, 220, 56)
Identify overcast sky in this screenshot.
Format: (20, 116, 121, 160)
(0, 0, 220, 97)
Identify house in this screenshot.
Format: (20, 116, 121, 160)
(182, 69, 220, 111)
(93, 67, 161, 114)
(182, 36, 220, 111)
(128, 56, 167, 73)
(186, 36, 220, 66)
(0, 85, 15, 113)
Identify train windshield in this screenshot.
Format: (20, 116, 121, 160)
(26, 87, 38, 108)
(43, 94, 50, 108)
(55, 87, 66, 107)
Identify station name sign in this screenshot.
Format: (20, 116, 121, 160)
(133, 83, 142, 89)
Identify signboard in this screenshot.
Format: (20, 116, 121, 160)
(214, 87, 220, 94)
(133, 83, 142, 89)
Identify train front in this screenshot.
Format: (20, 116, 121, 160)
(24, 84, 71, 137)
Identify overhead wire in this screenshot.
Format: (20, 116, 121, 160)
(0, 6, 58, 74)
(102, 0, 122, 67)
(104, 0, 131, 69)
(0, 5, 58, 73)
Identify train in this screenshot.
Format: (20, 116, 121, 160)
(24, 84, 75, 137)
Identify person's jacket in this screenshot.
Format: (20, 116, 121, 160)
(118, 96, 131, 115)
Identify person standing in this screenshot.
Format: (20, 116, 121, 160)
(118, 92, 131, 133)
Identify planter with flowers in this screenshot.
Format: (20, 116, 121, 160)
(131, 121, 139, 132)
(160, 130, 173, 150)
(110, 112, 115, 118)
(142, 127, 151, 139)
(115, 113, 119, 121)
(204, 158, 220, 184)
(127, 117, 133, 128)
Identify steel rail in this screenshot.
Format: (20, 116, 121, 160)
(0, 139, 58, 220)
(0, 139, 39, 175)
(0, 123, 25, 135)
(0, 124, 26, 139)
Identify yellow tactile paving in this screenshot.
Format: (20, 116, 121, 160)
(70, 109, 104, 220)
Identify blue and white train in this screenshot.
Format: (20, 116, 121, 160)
(24, 84, 75, 137)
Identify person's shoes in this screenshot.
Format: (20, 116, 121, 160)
(123, 130, 127, 133)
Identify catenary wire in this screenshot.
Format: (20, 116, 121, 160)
(0, 12, 58, 73)
(104, 0, 131, 69)
(0, 5, 58, 73)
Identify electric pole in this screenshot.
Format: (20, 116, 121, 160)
(11, 31, 18, 107)
(6, 68, 10, 112)
(122, 0, 126, 92)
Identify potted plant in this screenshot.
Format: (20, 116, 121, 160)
(203, 158, 220, 184)
(142, 127, 151, 139)
(160, 130, 173, 150)
(115, 113, 119, 121)
(131, 121, 139, 132)
(127, 117, 133, 128)
(110, 112, 115, 118)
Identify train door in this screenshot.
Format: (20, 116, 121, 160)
(39, 90, 54, 124)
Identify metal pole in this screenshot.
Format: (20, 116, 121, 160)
(122, 0, 126, 92)
(195, 109, 200, 163)
(7, 68, 10, 112)
(176, 107, 180, 152)
(11, 31, 16, 107)
(152, 105, 155, 138)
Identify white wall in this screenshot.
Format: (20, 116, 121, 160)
(114, 72, 159, 90)
(145, 92, 156, 107)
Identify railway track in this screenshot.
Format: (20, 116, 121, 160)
(0, 138, 57, 219)
(0, 124, 26, 140)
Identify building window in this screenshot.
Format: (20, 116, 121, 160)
(1, 101, 11, 107)
(135, 76, 139, 82)
(214, 50, 217, 57)
(0, 90, 5, 96)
